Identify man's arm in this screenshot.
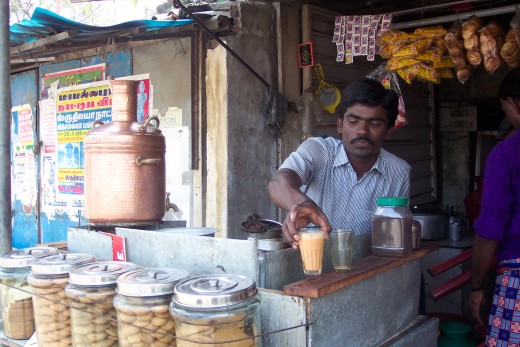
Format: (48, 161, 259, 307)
(268, 168, 331, 247)
(267, 168, 307, 211)
(468, 234, 499, 326)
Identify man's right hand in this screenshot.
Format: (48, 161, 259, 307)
(283, 201, 332, 248)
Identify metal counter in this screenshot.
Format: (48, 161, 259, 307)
(67, 227, 437, 346)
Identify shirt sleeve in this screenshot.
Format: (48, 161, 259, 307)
(473, 144, 514, 241)
(279, 138, 328, 185)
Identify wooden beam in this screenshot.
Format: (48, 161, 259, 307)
(10, 57, 56, 64)
(10, 30, 77, 55)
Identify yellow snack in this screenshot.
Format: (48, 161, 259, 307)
(393, 38, 432, 59)
(416, 47, 442, 63)
(387, 57, 420, 70)
(434, 56, 455, 69)
(397, 68, 414, 85)
(379, 44, 404, 59)
(416, 63, 440, 84)
(438, 68, 454, 79)
(378, 30, 414, 46)
(414, 25, 448, 39)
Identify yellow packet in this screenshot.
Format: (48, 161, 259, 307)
(378, 30, 414, 46)
(397, 68, 414, 85)
(416, 62, 440, 84)
(414, 25, 448, 39)
(434, 56, 455, 69)
(387, 57, 421, 70)
(438, 68, 454, 79)
(416, 48, 442, 63)
(379, 44, 404, 59)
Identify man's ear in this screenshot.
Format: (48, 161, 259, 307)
(337, 117, 343, 133)
(512, 98, 520, 114)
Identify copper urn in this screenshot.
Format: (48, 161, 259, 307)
(84, 80, 166, 225)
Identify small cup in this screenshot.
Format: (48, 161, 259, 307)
(329, 229, 354, 272)
(298, 228, 326, 276)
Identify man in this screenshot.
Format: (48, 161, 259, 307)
(268, 78, 411, 248)
(469, 67, 520, 346)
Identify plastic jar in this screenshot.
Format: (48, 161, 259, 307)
(114, 267, 189, 346)
(437, 321, 476, 347)
(0, 247, 59, 339)
(27, 253, 94, 347)
(170, 274, 262, 347)
(65, 261, 138, 347)
(371, 197, 413, 257)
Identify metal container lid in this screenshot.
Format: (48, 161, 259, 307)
(116, 267, 189, 297)
(0, 247, 59, 268)
(31, 253, 95, 275)
(376, 197, 408, 206)
(69, 261, 138, 286)
(172, 274, 257, 309)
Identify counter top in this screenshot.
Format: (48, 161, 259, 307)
(284, 244, 437, 298)
(421, 234, 473, 249)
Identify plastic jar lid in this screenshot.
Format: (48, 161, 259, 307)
(440, 321, 471, 337)
(69, 261, 138, 286)
(31, 253, 95, 275)
(172, 274, 257, 309)
(0, 247, 59, 268)
(376, 197, 408, 207)
(116, 267, 189, 297)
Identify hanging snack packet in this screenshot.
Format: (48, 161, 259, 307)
(366, 64, 408, 128)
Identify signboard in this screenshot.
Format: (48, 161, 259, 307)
(440, 106, 477, 132)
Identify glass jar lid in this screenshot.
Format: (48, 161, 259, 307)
(69, 261, 138, 286)
(31, 253, 95, 275)
(116, 267, 190, 297)
(173, 274, 257, 309)
(376, 197, 408, 206)
(0, 247, 59, 268)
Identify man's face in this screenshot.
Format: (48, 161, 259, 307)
(337, 103, 391, 161)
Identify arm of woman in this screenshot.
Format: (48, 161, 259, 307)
(469, 234, 499, 326)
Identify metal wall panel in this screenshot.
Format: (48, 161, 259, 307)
(10, 69, 39, 248)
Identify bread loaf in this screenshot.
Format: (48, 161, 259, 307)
(501, 28, 520, 68)
(467, 50, 482, 67)
(480, 21, 504, 73)
(444, 21, 472, 83)
(462, 16, 482, 40)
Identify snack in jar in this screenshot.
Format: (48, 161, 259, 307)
(65, 261, 138, 347)
(114, 267, 189, 346)
(170, 274, 262, 347)
(0, 247, 59, 339)
(27, 253, 94, 347)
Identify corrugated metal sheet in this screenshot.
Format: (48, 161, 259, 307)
(9, 6, 231, 72)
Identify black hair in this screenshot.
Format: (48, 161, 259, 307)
(499, 67, 520, 100)
(336, 78, 399, 127)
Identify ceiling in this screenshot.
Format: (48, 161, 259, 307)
(307, 0, 519, 25)
(10, 0, 520, 73)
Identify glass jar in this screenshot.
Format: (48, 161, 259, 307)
(169, 274, 262, 347)
(27, 253, 94, 347)
(0, 247, 59, 339)
(114, 267, 189, 346)
(371, 197, 413, 257)
(65, 261, 137, 347)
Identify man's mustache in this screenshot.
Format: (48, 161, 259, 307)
(350, 136, 374, 145)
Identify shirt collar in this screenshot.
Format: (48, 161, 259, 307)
(333, 141, 387, 178)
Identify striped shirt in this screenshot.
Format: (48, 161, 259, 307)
(280, 137, 411, 234)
